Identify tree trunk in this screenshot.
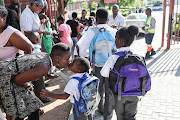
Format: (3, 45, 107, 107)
(0, 0, 5, 6)
(57, 0, 68, 15)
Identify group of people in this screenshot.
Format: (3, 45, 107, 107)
(0, 0, 156, 119)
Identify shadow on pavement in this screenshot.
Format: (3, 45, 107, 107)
(175, 65, 180, 77)
(147, 48, 180, 77)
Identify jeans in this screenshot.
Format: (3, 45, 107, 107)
(71, 37, 78, 61)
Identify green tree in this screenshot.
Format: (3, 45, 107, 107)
(80, 1, 88, 10)
(99, 0, 145, 9)
(91, 1, 97, 9)
(57, 0, 70, 15)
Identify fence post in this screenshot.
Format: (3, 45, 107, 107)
(167, 0, 175, 49)
(161, 0, 167, 47)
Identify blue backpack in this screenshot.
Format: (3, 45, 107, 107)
(89, 27, 116, 69)
(109, 51, 151, 101)
(73, 73, 100, 117)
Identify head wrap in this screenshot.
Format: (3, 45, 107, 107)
(30, 0, 44, 6)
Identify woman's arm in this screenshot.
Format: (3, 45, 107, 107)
(58, 31, 64, 37)
(40, 89, 70, 100)
(8, 31, 34, 54)
(24, 30, 50, 37)
(13, 62, 49, 86)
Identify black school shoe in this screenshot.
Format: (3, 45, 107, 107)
(150, 49, 156, 56)
(145, 52, 151, 59)
(41, 98, 51, 103)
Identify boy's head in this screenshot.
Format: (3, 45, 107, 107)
(28, 32, 40, 44)
(82, 10, 87, 18)
(50, 43, 71, 68)
(90, 12, 96, 17)
(96, 8, 108, 24)
(88, 16, 94, 26)
(115, 25, 139, 48)
(72, 12, 77, 19)
(69, 57, 90, 73)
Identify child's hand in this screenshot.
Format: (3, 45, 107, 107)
(40, 89, 51, 98)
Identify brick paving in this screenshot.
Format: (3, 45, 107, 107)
(136, 47, 180, 120)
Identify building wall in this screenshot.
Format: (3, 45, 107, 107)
(5, 0, 30, 9)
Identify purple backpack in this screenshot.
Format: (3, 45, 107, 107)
(109, 51, 151, 100)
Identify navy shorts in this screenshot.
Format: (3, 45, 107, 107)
(145, 34, 154, 45)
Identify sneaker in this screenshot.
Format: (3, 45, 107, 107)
(145, 52, 150, 59)
(150, 49, 156, 56)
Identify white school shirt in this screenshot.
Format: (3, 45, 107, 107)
(100, 47, 131, 78)
(108, 14, 126, 28)
(20, 6, 40, 35)
(64, 73, 89, 104)
(77, 24, 117, 57)
(0, 108, 7, 120)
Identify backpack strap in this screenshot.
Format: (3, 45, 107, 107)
(73, 96, 80, 117)
(111, 66, 124, 101)
(142, 76, 147, 96)
(118, 76, 124, 101)
(92, 50, 95, 74)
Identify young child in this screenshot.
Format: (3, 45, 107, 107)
(28, 32, 41, 53)
(40, 57, 92, 120)
(51, 23, 60, 44)
(100, 25, 139, 120)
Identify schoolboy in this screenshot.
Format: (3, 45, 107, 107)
(40, 57, 92, 120)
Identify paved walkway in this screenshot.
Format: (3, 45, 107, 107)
(136, 46, 180, 120)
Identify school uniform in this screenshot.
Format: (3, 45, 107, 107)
(64, 73, 92, 120)
(100, 47, 139, 120)
(77, 24, 117, 114)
